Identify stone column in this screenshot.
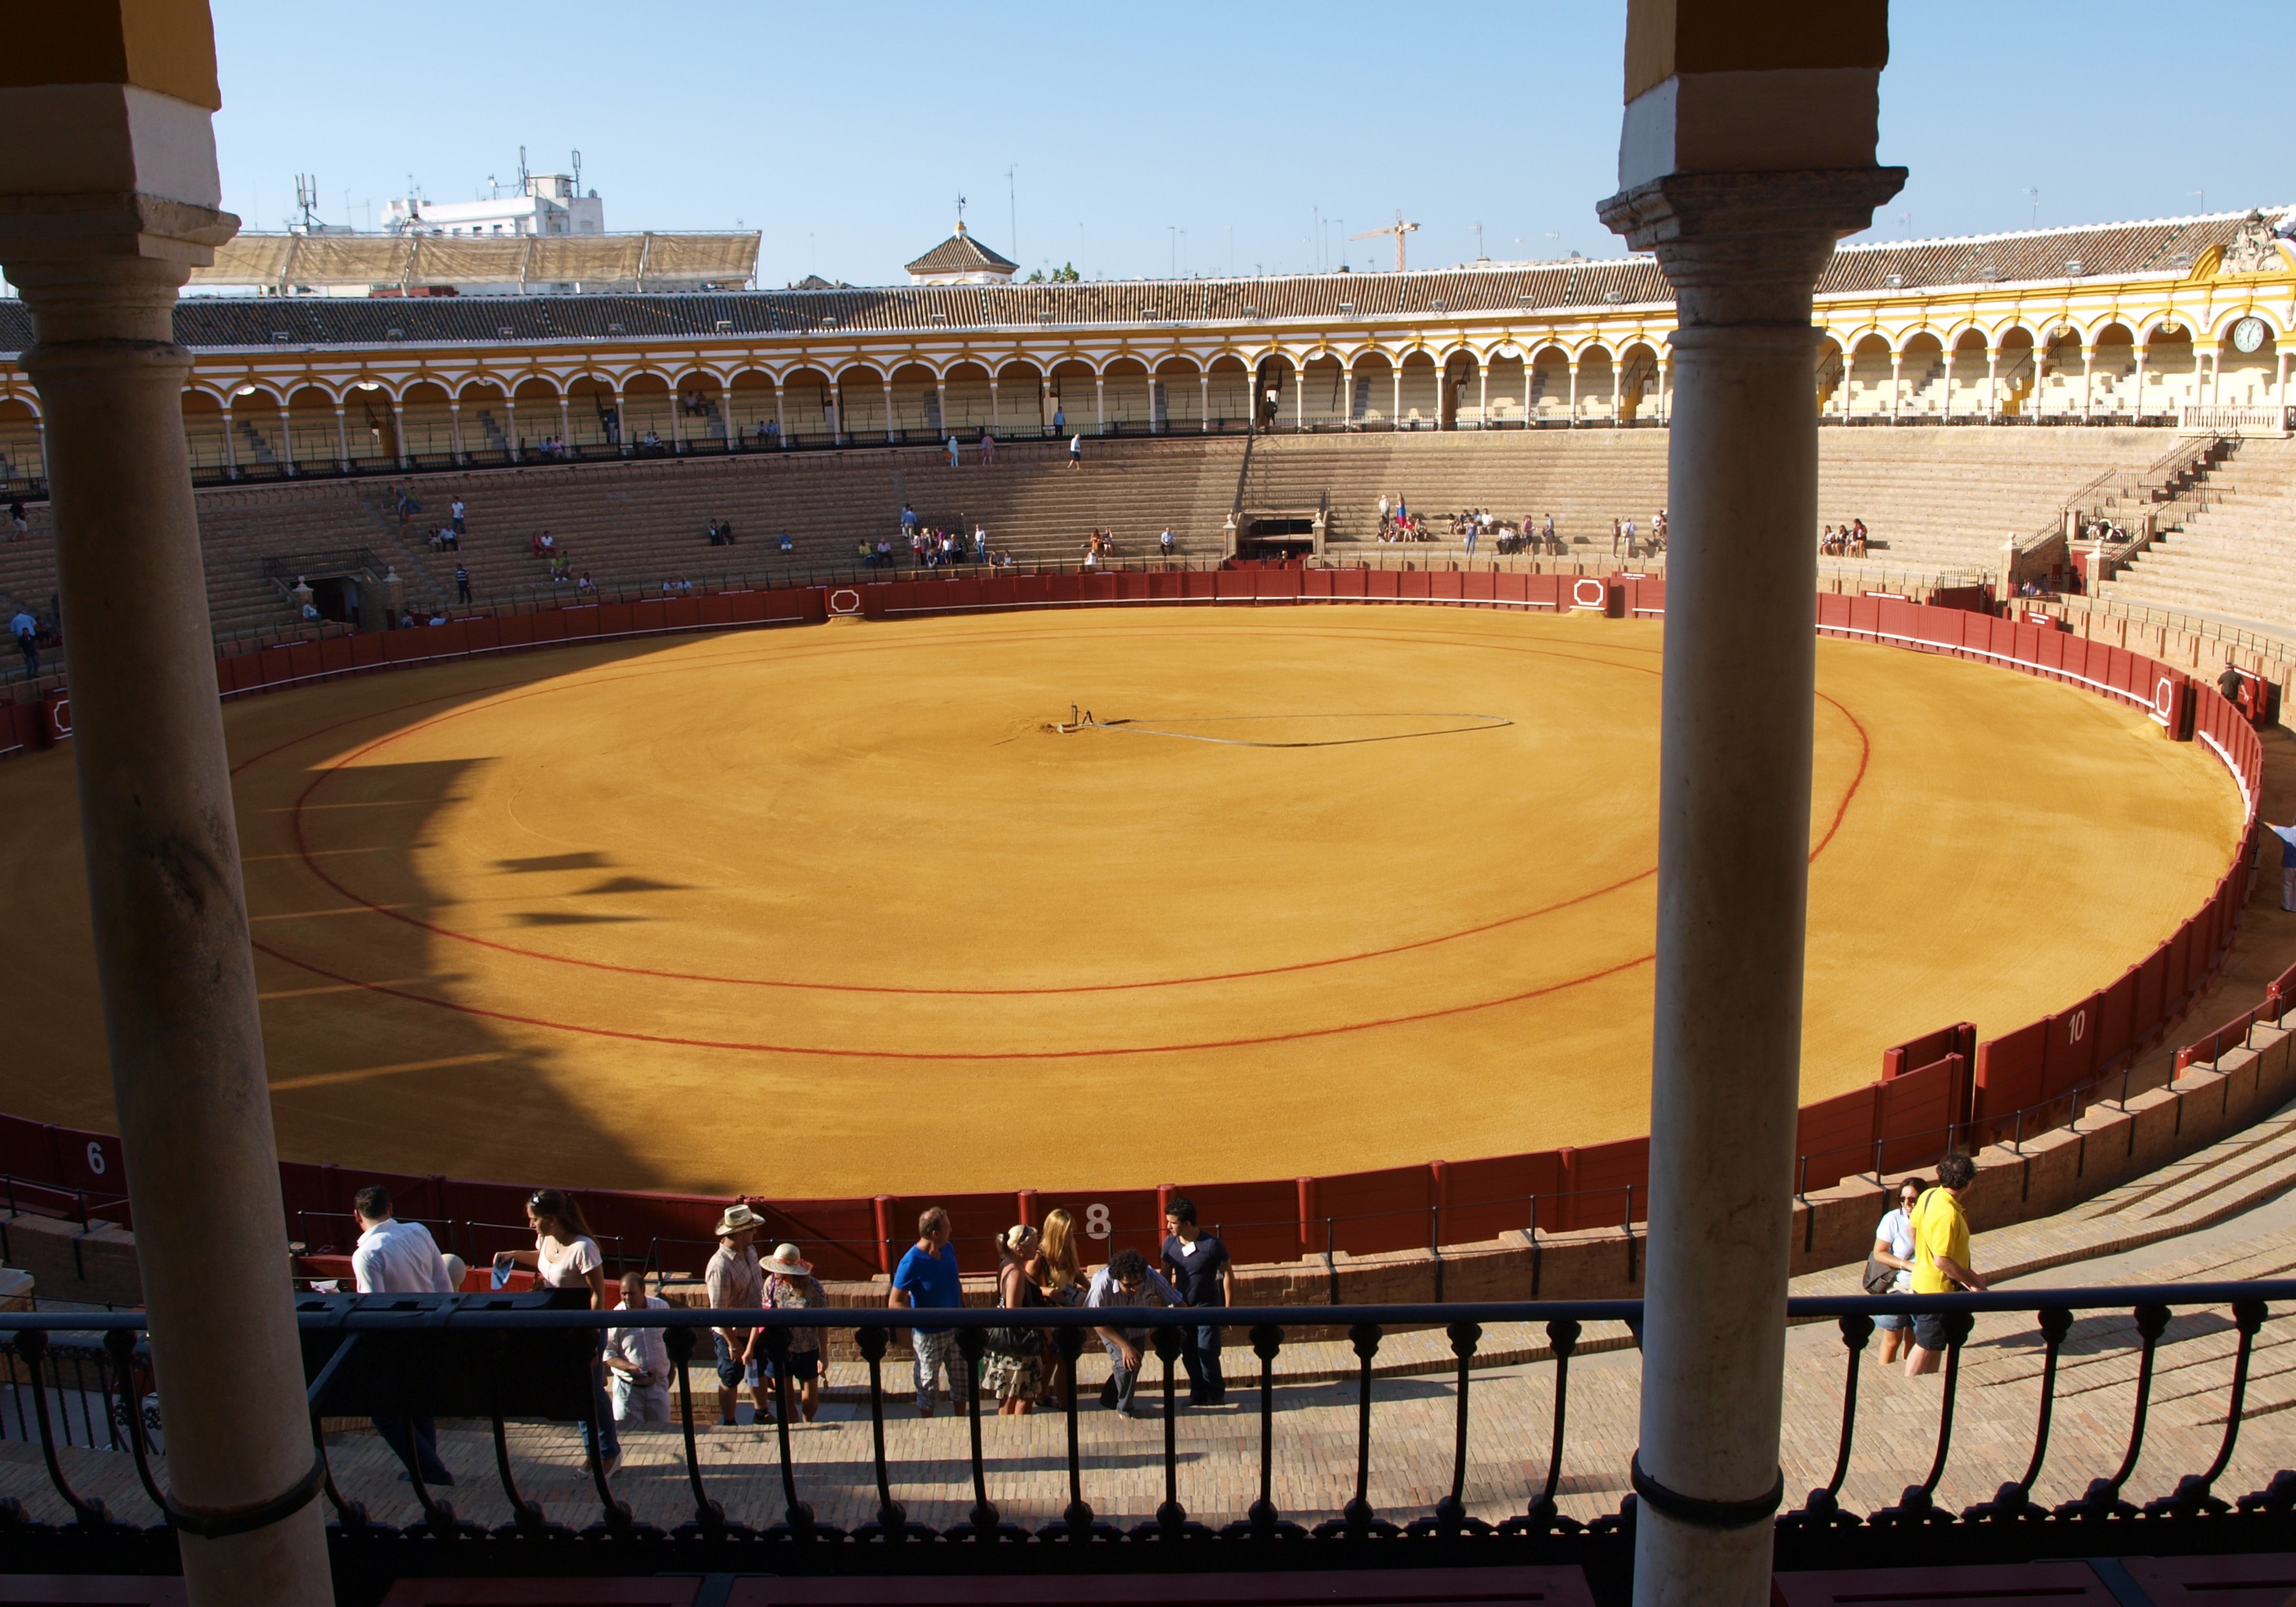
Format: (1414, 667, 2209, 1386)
(221, 400, 238, 477)
(1985, 347, 2001, 421)
(1293, 368, 1305, 431)
(1888, 350, 1902, 421)
(935, 378, 948, 437)
(278, 406, 295, 475)
(880, 378, 896, 443)
(1094, 375, 1106, 435)
(613, 385, 630, 454)
(1391, 367, 1402, 429)
(1477, 363, 1488, 429)
(2132, 343, 2148, 422)
(1567, 358, 1580, 426)
(720, 381, 734, 450)
(988, 378, 1000, 438)
(2080, 345, 2095, 419)
(448, 400, 465, 464)
(1601, 162, 1903, 1607)
(1610, 353, 1623, 424)
(333, 403, 349, 470)
(667, 387, 681, 452)
(773, 380, 787, 446)
(1200, 372, 1211, 431)
(391, 401, 408, 467)
(557, 391, 571, 449)
(0, 202, 337, 1607)
(1660, 356, 1672, 422)
(504, 397, 519, 460)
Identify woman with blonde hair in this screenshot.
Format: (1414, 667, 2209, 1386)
(1031, 1209, 1087, 1402)
(983, 1224, 1046, 1415)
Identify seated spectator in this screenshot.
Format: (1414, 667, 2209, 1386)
(1087, 1248, 1180, 1419)
(720, 520, 735, 546)
(778, 533, 794, 554)
(577, 572, 596, 595)
(604, 1271, 672, 1425)
(706, 519, 724, 546)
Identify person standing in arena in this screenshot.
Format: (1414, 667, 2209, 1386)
(351, 1185, 456, 1484)
(891, 1207, 970, 1417)
(454, 563, 470, 605)
(705, 1204, 771, 1427)
(1159, 1197, 1234, 1407)
(1904, 1153, 1984, 1377)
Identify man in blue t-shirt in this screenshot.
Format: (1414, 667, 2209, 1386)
(890, 1206, 970, 1417)
(1159, 1196, 1235, 1407)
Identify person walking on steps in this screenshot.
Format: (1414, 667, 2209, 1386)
(1903, 1153, 1985, 1377)
(1068, 432, 1082, 470)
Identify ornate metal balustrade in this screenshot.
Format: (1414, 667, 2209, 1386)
(0, 1285, 2290, 1600)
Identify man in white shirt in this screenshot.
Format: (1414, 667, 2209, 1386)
(1159, 527, 1175, 556)
(351, 1185, 456, 1484)
(603, 1271, 674, 1424)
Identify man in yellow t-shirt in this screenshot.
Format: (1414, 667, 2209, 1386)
(1905, 1152, 1986, 1376)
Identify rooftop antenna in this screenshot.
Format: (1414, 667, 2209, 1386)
(293, 173, 319, 231)
(2188, 187, 2205, 213)
(1474, 221, 1486, 261)
(571, 150, 582, 195)
(518, 144, 530, 192)
(2025, 186, 2040, 228)
(1352, 209, 1420, 273)
(1006, 164, 1018, 262)
(955, 193, 966, 232)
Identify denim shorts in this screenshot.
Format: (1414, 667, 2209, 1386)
(771, 1350, 820, 1384)
(713, 1331, 750, 1388)
(1873, 1311, 1910, 1332)
(1913, 1311, 1953, 1354)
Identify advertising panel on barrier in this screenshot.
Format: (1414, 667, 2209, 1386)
(40, 690, 68, 747)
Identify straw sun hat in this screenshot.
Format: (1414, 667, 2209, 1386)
(761, 1243, 813, 1277)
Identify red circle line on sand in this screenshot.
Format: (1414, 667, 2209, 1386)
(251, 623, 1870, 1058)
(278, 630, 1750, 998)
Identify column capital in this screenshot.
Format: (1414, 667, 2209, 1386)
(0, 192, 236, 345)
(1597, 168, 1904, 326)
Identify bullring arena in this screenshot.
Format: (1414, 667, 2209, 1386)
(0, 596, 2247, 1204)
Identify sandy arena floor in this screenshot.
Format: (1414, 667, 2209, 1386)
(0, 607, 2245, 1197)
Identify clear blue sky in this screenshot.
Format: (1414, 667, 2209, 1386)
(211, 0, 2293, 288)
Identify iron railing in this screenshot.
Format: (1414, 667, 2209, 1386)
(0, 1283, 2289, 1588)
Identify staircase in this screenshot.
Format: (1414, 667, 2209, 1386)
(2098, 436, 2296, 628)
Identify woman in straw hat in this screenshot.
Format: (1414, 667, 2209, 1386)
(985, 1224, 1048, 1414)
(761, 1243, 828, 1424)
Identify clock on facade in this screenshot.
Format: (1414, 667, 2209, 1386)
(2230, 316, 2268, 354)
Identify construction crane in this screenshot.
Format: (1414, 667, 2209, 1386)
(1353, 210, 1420, 273)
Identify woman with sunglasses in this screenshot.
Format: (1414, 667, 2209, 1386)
(1870, 1176, 1924, 1366)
